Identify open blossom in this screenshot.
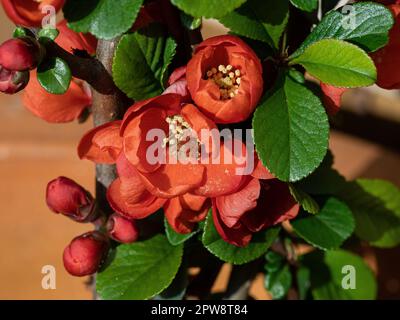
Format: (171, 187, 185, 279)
(120, 94, 214, 198)
(187, 35, 263, 124)
(212, 159, 299, 247)
(22, 20, 95, 123)
(78, 94, 250, 233)
(1, 0, 65, 27)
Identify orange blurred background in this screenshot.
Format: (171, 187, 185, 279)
(0, 9, 399, 300)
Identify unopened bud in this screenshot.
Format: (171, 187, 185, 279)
(46, 176, 96, 223)
(0, 38, 41, 71)
(0, 66, 29, 94)
(107, 213, 139, 244)
(63, 231, 109, 277)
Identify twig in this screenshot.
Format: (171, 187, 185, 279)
(44, 40, 116, 95)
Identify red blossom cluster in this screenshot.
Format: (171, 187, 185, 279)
(43, 35, 301, 276)
(76, 35, 300, 248)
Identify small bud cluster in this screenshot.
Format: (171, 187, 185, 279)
(0, 37, 42, 94)
(46, 177, 140, 277)
(206, 64, 241, 100)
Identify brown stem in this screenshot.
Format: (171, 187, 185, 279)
(91, 38, 130, 212)
(38, 39, 115, 94)
(89, 38, 130, 300)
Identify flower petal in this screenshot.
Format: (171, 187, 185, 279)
(212, 200, 252, 247)
(164, 194, 209, 234)
(107, 154, 166, 219)
(215, 177, 260, 228)
(22, 72, 91, 123)
(241, 180, 300, 232)
(78, 121, 122, 164)
(138, 161, 206, 198)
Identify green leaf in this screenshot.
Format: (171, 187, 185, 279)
(303, 250, 377, 300)
(292, 2, 394, 57)
(264, 264, 292, 300)
(291, 197, 355, 250)
(164, 218, 199, 246)
(63, 0, 144, 40)
(264, 251, 284, 273)
(290, 39, 376, 87)
(296, 266, 311, 300)
(290, 0, 318, 12)
(339, 179, 400, 248)
(253, 72, 329, 182)
(219, 0, 289, 49)
(112, 24, 177, 100)
(289, 184, 320, 214)
(171, 0, 246, 18)
(13, 27, 29, 38)
(38, 28, 59, 42)
(202, 212, 280, 265)
(180, 12, 202, 30)
(37, 57, 72, 95)
(154, 263, 188, 300)
(96, 235, 183, 300)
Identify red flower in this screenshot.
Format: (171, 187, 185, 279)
(1, 0, 65, 27)
(212, 161, 299, 247)
(320, 83, 347, 116)
(120, 94, 214, 198)
(63, 231, 109, 277)
(187, 35, 263, 124)
(370, 4, 400, 89)
(78, 94, 251, 230)
(22, 20, 95, 123)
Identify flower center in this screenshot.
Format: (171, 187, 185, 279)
(162, 115, 200, 160)
(206, 64, 241, 100)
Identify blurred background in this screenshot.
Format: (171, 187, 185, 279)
(0, 9, 399, 299)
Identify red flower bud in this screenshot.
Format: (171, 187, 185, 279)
(106, 213, 139, 244)
(0, 66, 29, 94)
(0, 38, 40, 71)
(46, 176, 96, 223)
(63, 231, 109, 277)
